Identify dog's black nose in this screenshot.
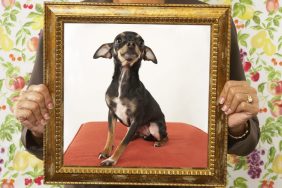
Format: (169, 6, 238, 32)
(127, 42, 135, 48)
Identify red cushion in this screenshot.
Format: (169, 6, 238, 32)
(64, 122, 208, 168)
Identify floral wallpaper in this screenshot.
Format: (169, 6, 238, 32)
(0, 0, 281, 187)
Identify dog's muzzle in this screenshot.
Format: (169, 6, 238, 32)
(118, 44, 141, 65)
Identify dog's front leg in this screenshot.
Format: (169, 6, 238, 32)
(99, 110, 117, 159)
(101, 121, 138, 166)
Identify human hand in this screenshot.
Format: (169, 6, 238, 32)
(219, 81, 259, 136)
(14, 84, 53, 138)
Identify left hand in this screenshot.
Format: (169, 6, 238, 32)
(219, 81, 259, 136)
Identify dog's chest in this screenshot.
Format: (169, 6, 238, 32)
(113, 97, 129, 125)
(106, 96, 136, 126)
(106, 69, 137, 126)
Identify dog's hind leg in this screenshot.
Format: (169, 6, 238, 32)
(98, 110, 117, 159)
(149, 121, 168, 147)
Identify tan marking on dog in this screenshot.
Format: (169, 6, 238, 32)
(109, 125, 140, 164)
(101, 116, 117, 157)
(117, 50, 127, 66)
(130, 46, 141, 66)
(154, 136, 168, 147)
(110, 142, 127, 163)
(117, 45, 141, 66)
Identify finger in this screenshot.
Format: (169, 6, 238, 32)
(226, 93, 257, 114)
(222, 86, 256, 113)
(16, 99, 46, 124)
(22, 120, 44, 137)
(22, 90, 50, 120)
(29, 84, 53, 109)
(21, 119, 37, 131)
(235, 101, 259, 116)
(14, 108, 37, 126)
(219, 81, 248, 104)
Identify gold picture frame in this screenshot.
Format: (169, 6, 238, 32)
(44, 2, 231, 187)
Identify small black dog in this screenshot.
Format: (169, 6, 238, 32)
(94, 31, 168, 166)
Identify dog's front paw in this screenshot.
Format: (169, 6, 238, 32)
(98, 152, 110, 159)
(100, 157, 116, 166)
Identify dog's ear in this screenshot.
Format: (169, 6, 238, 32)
(93, 43, 113, 59)
(143, 46, 157, 64)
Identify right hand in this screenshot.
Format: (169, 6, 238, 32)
(14, 84, 53, 138)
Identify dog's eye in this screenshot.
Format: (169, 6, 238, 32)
(139, 40, 144, 46)
(116, 38, 122, 44)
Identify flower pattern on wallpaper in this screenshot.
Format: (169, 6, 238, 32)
(0, 0, 282, 188)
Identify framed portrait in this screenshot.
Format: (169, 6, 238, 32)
(44, 2, 231, 187)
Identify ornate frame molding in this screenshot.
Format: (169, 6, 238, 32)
(44, 2, 231, 187)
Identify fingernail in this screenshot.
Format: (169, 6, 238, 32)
(44, 113, 50, 120)
(48, 103, 53, 109)
(221, 105, 228, 111)
(219, 97, 225, 105)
